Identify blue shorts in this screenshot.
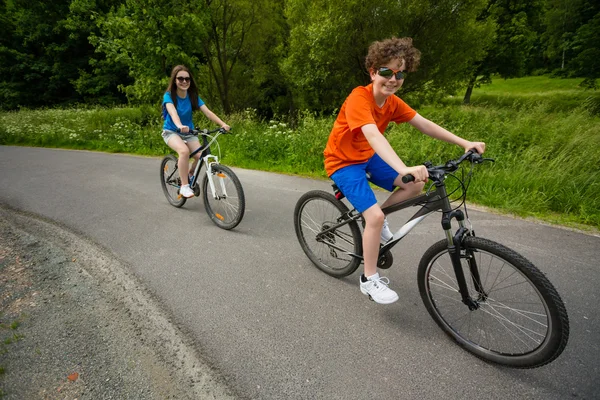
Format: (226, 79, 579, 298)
(330, 153, 399, 213)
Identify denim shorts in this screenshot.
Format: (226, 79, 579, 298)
(330, 153, 399, 213)
(162, 129, 200, 145)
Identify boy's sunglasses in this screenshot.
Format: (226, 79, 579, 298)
(176, 76, 191, 83)
(377, 67, 406, 80)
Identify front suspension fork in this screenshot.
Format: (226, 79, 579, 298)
(443, 210, 485, 310)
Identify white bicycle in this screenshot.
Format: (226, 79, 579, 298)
(160, 127, 245, 230)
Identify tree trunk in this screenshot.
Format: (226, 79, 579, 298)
(463, 74, 477, 105)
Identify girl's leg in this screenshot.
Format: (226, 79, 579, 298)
(186, 139, 202, 179)
(166, 135, 191, 185)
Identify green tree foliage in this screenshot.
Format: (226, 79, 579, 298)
(282, 0, 494, 112)
(463, 0, 545, 104)
(0, 0, 127, 110)
(91, 0, 211, 104)
(0, 0, 84, 109)
(1, 0, 598, 114)
(198, 0, 288, 114)
(544, 0, 600, 88)
(65, 0, 130, 105)
(92, 0, 287, 114)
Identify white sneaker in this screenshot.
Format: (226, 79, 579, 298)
(360, 275, 399, 304)
(180, 184, 194, 198)
(381, 217, 393, 243)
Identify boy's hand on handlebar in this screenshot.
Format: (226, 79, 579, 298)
(402, 165, 429, 183)
(464, 141, 485, 155)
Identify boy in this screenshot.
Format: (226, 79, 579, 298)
(324, 37, 485, 304)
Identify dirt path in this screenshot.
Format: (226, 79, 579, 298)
(0, 207, 236, 399)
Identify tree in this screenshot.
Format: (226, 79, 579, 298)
(283, 0, 494, 112)
(463, 0, 545, 104)
(91, 0, 211, 104)
(544, 0, 600, 88)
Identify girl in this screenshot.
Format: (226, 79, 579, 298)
(162, 65, 230, 198)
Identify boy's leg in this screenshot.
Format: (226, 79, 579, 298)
(366, 153, 425, 209)
(361, 204, 385, 277)
(330, 163, 399, 304)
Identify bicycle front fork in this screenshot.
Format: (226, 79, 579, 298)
(443, 209, 485, 310)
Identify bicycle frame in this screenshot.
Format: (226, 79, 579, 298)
(184, 130, 231, 201)
(317, 175, 483, 310)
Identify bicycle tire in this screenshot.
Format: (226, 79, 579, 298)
(294, 190, 362, 277)
(160, 155, 187, 208)
(201, 164, 245, 230)
(418, 236, 569, 368)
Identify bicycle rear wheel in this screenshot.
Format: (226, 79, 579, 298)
(160, 155, 187, 208)
(201, 164, 245, 230)
(418, 236, 569, 368)
(294, 190, 362, 277)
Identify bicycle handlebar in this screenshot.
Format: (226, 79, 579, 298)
(401, 150, 493, 184)
(176, 127, 230, 135)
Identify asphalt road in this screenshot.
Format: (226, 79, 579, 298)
(1, 146, 598, 400)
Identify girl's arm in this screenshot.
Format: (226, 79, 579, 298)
(362, 124, 429, 182)
(165, 103, 189, 133)
(200, 105, 230, 130)
(408, 114, 485, 154)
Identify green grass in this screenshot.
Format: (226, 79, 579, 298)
(446, 75, 600, 114)
(1, 76, 599, 230)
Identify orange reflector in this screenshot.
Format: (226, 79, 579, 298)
(164, 165, 169, 172)
(177, 194, 183, 200)
(215, 213, 224, 220)
(217, 173, 226, 178)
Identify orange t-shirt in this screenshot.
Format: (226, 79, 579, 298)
(323, 84, 417, 176)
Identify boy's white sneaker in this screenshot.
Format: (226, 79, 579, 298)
(360, 275, 399, 304)
(180, 184, 194, 198)
(381, 217, 393, 243)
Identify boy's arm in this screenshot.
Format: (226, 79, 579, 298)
(408, 114, 485, 154)
(362, 124, 429, 182)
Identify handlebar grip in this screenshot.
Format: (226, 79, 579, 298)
(401, 174, 415, 184)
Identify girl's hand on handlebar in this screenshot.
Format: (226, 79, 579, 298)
(221, 123, 231, 131)
(464, 141, 485, 155)
(178, 125, 190, 134)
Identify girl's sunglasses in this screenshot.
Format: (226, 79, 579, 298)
(176, 76, 191, 83)
(377, 67, 406, 80)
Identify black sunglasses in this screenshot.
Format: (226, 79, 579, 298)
(377, 67, 406, 80)
(176, 76, 191, 83)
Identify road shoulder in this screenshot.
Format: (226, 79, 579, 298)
(0, 207, 236, 399)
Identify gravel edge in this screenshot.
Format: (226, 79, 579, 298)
(0, 206, 237, 399)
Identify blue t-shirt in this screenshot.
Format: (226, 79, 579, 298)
(162, 92, 206, 132)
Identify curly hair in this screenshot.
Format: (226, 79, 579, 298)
(365, 37, 421, 73)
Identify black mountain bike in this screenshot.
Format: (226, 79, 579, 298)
(160, 127, 245, 230)
(293, 151, 569, 368)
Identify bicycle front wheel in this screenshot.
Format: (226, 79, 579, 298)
(201, 164, 245, 230)
(418, 236, 569, 368)
(160, 155, 187, 208)
(294, 190, 362, 277)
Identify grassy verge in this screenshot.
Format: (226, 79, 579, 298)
(1, 77, 598, 230)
